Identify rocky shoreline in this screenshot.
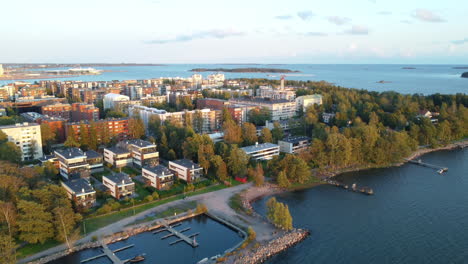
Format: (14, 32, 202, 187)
(233, 229, 309, 264)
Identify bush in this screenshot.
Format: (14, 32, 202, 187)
(91, 235, 98, 242)
(247, 226, 256, 241)
(97, 204, 112, 215)
(195, 203, 208, 214)
(152, 192, 160, 200)
(144, 195, 154, 202)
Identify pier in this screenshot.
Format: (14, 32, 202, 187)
(325, 179, 374, 195)
(154, 220, 199, 247)
(81, 243, 135, 264)
(405, 158, 448, 173)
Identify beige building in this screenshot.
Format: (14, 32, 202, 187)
(295, 94, 323, 112)
(229, 98, 297, 121)
(0, 122, 43, 161)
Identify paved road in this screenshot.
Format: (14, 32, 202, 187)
(19, 183, 252, 264)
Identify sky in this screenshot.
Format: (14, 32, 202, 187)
(1, 0, 467, 64)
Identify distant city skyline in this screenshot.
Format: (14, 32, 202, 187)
(1, 0, 467, 64)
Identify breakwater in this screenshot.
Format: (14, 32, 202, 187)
(233, 229, 309, 264)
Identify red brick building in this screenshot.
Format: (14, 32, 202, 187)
(38, 116, 67, 142)
(66, 118, 129, 143)
(71, 103, 100, 122)
(42, 103, 72, 120)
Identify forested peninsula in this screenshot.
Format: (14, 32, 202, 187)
(190, 68, 299, 73)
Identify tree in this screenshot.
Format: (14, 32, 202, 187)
(242, 122, 258, 146)
(223, 120, 242, 144)
(64, 134, 80, 148)
(0, 234, 17, 264)
(259, 127, 273, 143)
(227, 146, 249, 177)
(17, 200, 54, 244)
(248, 107, 270, 126)
(0, 142, 22, 164)
(247, 226, 256, 241)
(248, 164, 264, 187)
(210, 155, 228, 181)
(271, 122, 284, 143)
(277, 170, 290, 188)
(128, 118, 145, 139)
(266, 197, 292, 230)
(53, 206, 82, 249)
(40, 123, 56, 152)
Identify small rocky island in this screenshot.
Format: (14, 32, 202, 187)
(402, 67, 416, 69)
(462, 72, 468, 78)
(190, 68, 300, 73)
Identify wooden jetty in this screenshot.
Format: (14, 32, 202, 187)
(155, 220, 199, 247)
(405, 158, 448, 173)
(325, 179, 374, 195)
(81, 243, 135, 264)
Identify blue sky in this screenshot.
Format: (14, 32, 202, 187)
(1, 0, 467, 63)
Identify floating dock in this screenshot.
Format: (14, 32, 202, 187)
(405, 158, 448, 173)
(154, 220, 199, 247)
(81, 243, 135, 264)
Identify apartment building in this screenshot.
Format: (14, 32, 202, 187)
(61, 178, 96, 208)
(0, 122, 43, 161)
(71, 103, 99, 122)
(103, 146, 132, 168)
(85, 150, 104, 173)
(229, 98, 297, 121)
(278, 136, 311, 154)
(295, 94, 323, 112)
(54, 147, 90, 179)
(142, 165, 174, 190)
(168, 159, 203, 183)
(118, 139, 159, 167)
(103, 93, 129, 110)
(65, 118, 129, 143)
(241, 142, 280, 161)
(41, 103, 72, 120)
(103, 173, 135, 199)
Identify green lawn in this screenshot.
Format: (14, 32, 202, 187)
(17, 239, 61, 259)
(134, 181, 151, 200)
(121, 166, 141, 176)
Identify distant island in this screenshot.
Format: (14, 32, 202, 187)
(377, 80, 392, 83)
(453, 67, 468, 69)
(190, 68, 300, 73)
(402, 67, 416, 69)
(462, 72, 468, 78)
(3, 63, 166, 70)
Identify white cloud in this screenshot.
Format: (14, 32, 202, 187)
(297, 10, 314, 20)
(327, 16, 351, 25)
(411, 9, 446, 23)
(452, 38, 468, 45)
(304, 32, 328, 37)
(145, 28, 246, 44)
(275, 15, 294, 20)
(344, 25, 370, 35)
(377, 11, 392, 15)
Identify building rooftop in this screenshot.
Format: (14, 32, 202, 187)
(104, 173, 133, 185)
(123, 139, 155, 148)
(297, 94, 322, 99)
(105, 146, 130, 155)
(170, 159, 202, 170)
(55, 147, 86, 159)
(0, 122, 40, 129)
(21, 112, 43, 121)
(38, 154, 57, 163)
(241, 142, 279, 154)
(230, 97, 292, 104)
(62, 178, 94, 194)
(85, 150, 102, 159)
(144, 164, 173, 177)
(280, 136, 311, 144)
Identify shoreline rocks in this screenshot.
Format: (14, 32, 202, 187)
(461, 72, 468, 78)
(233, 229, 310, 264)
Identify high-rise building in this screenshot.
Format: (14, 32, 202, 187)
(0, 122, 43, 161)
(0, 64, 4, 76)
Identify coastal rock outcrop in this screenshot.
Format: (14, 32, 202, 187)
(461, 72, 468, 78)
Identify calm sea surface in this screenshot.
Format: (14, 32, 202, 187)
(253, 148, 468, 264)
(48, 215, 242, 264)
(2, 64, 467, 95)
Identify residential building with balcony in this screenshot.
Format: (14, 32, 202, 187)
(295, 94, 323, 112)
(0, 122, 43, 161)
(118, 139, 159, 168)
(168, 159, 203, 183)
(142, 165, 174, 190)
(103, 93, 130, 110)
(229, 97, 297, 121)
(278, 136, 311, 154)
(41, 103, 72, 120)
(71, 103, 99, 122)
(85, 150, 104, 173)
(241, 142, 280, 161)
(103, 146, 132, 168)
(61, 178, 96, 208)
(103, 173, 135, 199)
(54, 147, 90, 180)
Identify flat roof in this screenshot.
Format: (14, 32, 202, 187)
(62, 178, 94, 194)
(123, 139, 155, 148)
(0, 122, 40, 129)
(170, 159, 201, 169)
(230, 97, 292, 104)
(143, 165, 173, 176)
(280, 136, 311, 144)
(105, 146, 130, 154)
(241, 143, 279, 153)
(104, 173, 133, 185)
(85, 150, 102, 159)
(55, 147, 86, 159)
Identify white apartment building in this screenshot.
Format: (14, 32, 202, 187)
(229, 98, 297, 121)
(0, 122, 43, 161)
(61, 178, 96, 208)
(278, 136, 311, 154)
(118, 139, 159, 167)
(103, 93, 130, 110)
(103, 146, 133, 168)
(295, 94, 323, 112)
(54, 148, 90, 179)
(241, 142, 280, 161)
(102, 173, 135, 199)
(257, 86, 296, 100)
(168, 159, 203, 183)
(142, 165, 174, 190)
